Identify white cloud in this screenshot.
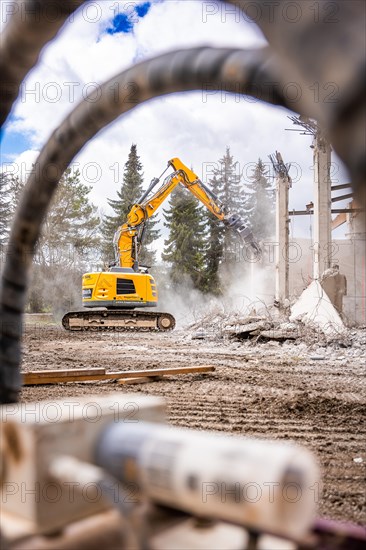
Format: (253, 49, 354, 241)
(3, 0, 350, 254)
(5, 149, 40, 181)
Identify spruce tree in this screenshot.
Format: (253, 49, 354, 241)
(204, 147, 248, 278)
(203, 173, 224, 294)
(162, 186, 206, 291)
(101, 144, 159, 267)
(245, 158, 275, 240)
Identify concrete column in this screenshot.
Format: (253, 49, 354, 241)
(345, 209, 366, 324)
(313, 132, 332, 279)
(275, 171, 290, 304)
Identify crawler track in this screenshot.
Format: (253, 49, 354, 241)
(62, 309, 176, 332)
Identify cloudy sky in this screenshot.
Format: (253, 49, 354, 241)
(1, 0, 350, 255)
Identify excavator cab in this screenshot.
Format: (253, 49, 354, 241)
(81, 268, 158, 309)
(63, 268, 175, 331)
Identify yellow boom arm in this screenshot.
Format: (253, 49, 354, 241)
(113, 158, 257, 270)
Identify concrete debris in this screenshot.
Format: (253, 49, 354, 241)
(320, 266, 347, 315)
(191, 329, 208, 340)
(223, 319, 272, 336)
(290, 281, 346, 335)
(259, 329, 299, 340)
(184, 290, 355, 346)
(188, 312, 307, 343)
(223, 318, 306, 341)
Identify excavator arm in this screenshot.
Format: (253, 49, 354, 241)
(112, 164, 191, 269)
(113, 158, 259, 270)
(169, 158, 259, 251)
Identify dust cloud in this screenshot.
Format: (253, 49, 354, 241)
(155, 261, 275, 328)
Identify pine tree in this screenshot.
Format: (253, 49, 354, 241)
(8, 174, 24, 214)
(28, 168, 101, 313)
(101, 144, 159, 266)
(1, 173, 25, 272)
(245, 158, 275, 240)
(0, 172, 12, 247)
(162, 186, 206, 291)
(36, 168, 100, 268)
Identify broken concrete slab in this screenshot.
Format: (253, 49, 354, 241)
(191, 329, 208, 340)
(223, 320, 272, 336)
(259, 329, 299, 340)
(290, 280, 346, 335)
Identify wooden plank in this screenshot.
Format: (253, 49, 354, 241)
(117, 376, 161, 385)
(23, 368, 106, 379)
(111, 366, 215, 379)
(331, 183, 352, 191)
(331, 211, 347, 230)
(331, 192, 353, 203)
(23, 373, 111, 385)
(23, 366, 215, 386)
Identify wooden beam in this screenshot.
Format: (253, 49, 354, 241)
(331, 193, 353, 203)
(289, 208, 363, 216)
(118, 376, 162, 385)
(23, 368, 106, 379)
(23, 372, 110, 384)
(331, 183, 352, 191)
(22, 366, 215, 386)
(113, 366, 215, 379)
(331, 212, 347, 231)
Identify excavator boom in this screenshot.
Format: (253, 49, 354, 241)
(113, 158, 258, 270)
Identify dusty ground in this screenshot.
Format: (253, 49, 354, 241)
(20, 321, 366, 526)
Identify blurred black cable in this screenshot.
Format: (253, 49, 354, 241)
(0, 0, 85, 127)
(0, 45, 285, 403)
(1, 0, 365, 403)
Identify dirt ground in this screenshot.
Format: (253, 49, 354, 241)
(20, 321, 366, 526)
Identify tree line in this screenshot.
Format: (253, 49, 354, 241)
(0, 144, 274, 313)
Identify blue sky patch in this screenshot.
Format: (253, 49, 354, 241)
(106, 2, 151, 35)
(0, 119, 31, 164)
(106, 13, 133, 34)
(135, 2, 151, 18)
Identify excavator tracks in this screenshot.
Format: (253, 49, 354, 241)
(62, 310, 176, 332)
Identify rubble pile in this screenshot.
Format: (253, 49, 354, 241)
(186, 281, 357, 345)
(187, 307, 354, 347)
(290, 281, 346, 335)
(189, 312, 305, 342)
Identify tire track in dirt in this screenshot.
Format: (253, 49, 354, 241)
(21, 325, 366, 525)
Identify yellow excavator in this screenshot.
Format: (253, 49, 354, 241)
(62, 158, 259, 331)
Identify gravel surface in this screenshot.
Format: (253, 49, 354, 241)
(21, 322, 366, 525)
